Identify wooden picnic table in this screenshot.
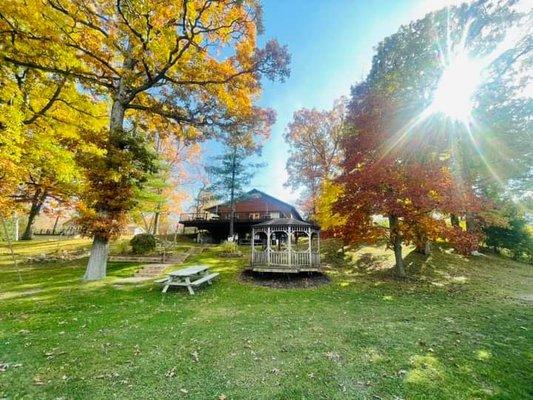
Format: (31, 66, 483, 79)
(157, 265, 219, 295)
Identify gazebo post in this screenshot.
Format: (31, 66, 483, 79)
(308, 227, 312, 267)
(267, 226, 271, 267)
(287, 226, 292, 268)
(317, 230, 320, 266)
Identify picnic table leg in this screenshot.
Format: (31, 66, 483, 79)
(185, 277, 195, 295)
(162, 277, 171, 293)
(201, 269, 213, 285)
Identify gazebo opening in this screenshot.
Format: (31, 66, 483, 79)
(250, 218, 321, 273)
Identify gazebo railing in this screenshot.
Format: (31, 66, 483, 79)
(253, 250, 268, 265)
(252, 250, 320, 267)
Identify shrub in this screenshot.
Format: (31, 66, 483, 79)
(113, 239, 130, 255)
(446, 227, 480, 256)
(130, 233, 157, 254)
(220, 240, 240, 255)
(483, 204, 532, 262)
(321, 238, 345, 266)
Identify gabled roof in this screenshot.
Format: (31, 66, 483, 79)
(253, 218, 312, 227)
(206, 189, 303, 220)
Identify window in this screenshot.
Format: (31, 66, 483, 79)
(270, 212, 280, 219)
(249, 213, 261, 220)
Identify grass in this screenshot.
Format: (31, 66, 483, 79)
(0, 238, 532, 399)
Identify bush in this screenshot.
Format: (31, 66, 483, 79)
(321, 238, 345, 266)
(130, 233, 157, 254)
(446, 227, 480, 256)
(112, 239, 130, 255)
(483, 205, 533, 263)
(219, 240, 241, 255)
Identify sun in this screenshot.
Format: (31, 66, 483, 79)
(430, 52, 484, 122)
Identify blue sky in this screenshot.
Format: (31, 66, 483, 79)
(196, 0, 467, 206)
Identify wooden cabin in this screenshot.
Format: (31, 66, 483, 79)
(180, 189, 304, 243)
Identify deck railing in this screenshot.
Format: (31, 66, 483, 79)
(180, 211, 287, 222)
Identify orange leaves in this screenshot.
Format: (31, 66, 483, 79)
(1, 0, 288, 249)
(285, 97, 346, 215)
(334, 83, 485, 254)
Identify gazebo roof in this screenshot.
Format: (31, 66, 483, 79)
(253, 218, 318, 229)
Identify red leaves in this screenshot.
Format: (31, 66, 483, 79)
(445, 226, 481, 255)
(333, 84, 485, 254)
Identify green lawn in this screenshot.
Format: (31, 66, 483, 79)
(1, 239, 532, 399)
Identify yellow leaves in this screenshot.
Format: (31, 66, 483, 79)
(316, 180, 347, 232)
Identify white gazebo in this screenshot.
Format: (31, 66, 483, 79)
(250, 218, 320, 273)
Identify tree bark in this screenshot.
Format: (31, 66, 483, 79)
(466, 211, 478, 232)
(152, 211, 160, 236)
(229, 147, 237, 239)
(450, 214, 460, 228)
(21, 188, 47, 240)
(84, 235, 109, 280)
(84, 97, 126, 279)
(389, 215, 406, 278)
(51, 214, 60, 235)
(415, 239, 432, 255)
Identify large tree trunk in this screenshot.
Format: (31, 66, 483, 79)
(389, 215, 406, 278)
(21, 188, 47, 240)
(229, 147, 236, 239)
(84, 98, 126, 279)
(84, 235, 109, 280)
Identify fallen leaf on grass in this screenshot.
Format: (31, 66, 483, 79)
(165, 367, 176, 378)
(325, 351, 341, 363)
(191, 350, 199, 362)
(33, 376, 45, 386)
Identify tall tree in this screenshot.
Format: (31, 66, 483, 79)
(334, 83, 479, 277)
(0, 64, 106, 238)
(284, 97, 345, 216)
(362, 1, 532, 221)
(206, 133, 265, 238)
(0, 0, 290, 279)
(132, 131, 201, 235)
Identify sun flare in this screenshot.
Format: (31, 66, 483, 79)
(431, 52, 484, 122)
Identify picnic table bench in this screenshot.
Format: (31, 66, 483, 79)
(155, 265, 219, 295)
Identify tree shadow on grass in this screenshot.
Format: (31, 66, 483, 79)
(330, 246, 474, 290)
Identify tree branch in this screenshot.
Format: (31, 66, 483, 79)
(2, 56, 115, 89)
(23, 79, 66, 125)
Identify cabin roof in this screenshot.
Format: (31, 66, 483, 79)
(206, 189, 303, 220)
(252, 218, 313, 227)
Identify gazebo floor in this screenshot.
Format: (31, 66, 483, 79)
(251, 265, 321, 273)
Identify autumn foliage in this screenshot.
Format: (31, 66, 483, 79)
(327, 83, 485, 276)
(0, 0, 290, 279)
